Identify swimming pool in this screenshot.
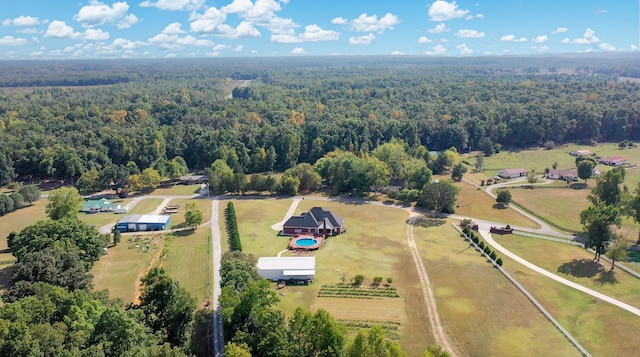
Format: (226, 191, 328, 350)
(295, 238, 318, 247)
(289, 236, 323, 250)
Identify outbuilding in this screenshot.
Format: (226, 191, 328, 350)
(256, 257, 316, 281)
(115, 214, 171, 232)
(497, 168, 528, 179)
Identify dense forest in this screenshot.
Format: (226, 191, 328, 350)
(1, 54, 640, 188)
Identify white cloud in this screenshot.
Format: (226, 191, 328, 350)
(232, 45, 243, 52)
(272, 24, 339, 43)
(221, 0, 297, 34)
(533, 45, 550, 53)
(500, 34, 527, 42)
(532, 35, 548, 43)
(631, 44, 639, 51)
(552, 27, 568, 34)
(456, 43, 473, 55)
(465, 13, 484, 20)
(215, 21, 261, 39)
(0, 35, 29, 46)
(455, 29, 484, 38)
(190, 7, 227, 33)
(595, 9, 607, 14)
(84, 28, 110, 40)
(3, 16, 40, 27)
(149, 32, 212, 47)
(390, 51, 405, 55)
(111, 38, 146, 50)
(418, 36, 432, 44)
(45, 20, 79, 39)
(428, 23, 448, 34)
(349, 33, 375, 45)
(599, 42, 616, 51)
(291, 47, 305, 54)
(331, 17, 347, 25)
(17, 28, 38, 34)
(431, 44, 447, 54)
(75, 1, 137, 28)
(428, 1, 469, 21)
(140, 0, 205, 11)
(213, 44, 230, 51)
(350, 13, 399, 33)
(162, 23, 185, 35)
(561, 28, 600, 44)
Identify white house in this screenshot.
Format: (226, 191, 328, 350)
(256, 257, 316, 281)
(498, 168, 528, 179)
(546, 169, 578, 181)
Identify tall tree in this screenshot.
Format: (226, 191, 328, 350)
(577, 160, 595, 184)
(288, 307, 346, 357)
(346, 325, 406, 357)
(589, 166, 625, 206)
(579, 202, 621, 262)
(417, 180, 460, 214)
(605, 236, 629, 271)
(45, 187, 84, 220)
(19, 184, 40, 205)
(184, 203, 203, 229)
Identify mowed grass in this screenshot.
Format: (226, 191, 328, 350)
(508, 186, 591, 231)
(493, 234, 640, 308)
(128, 198, 163, 214)
(414, 222, 581, 357)
(165, 198, 212, 229)
(161, 229, 212, 306)
(91, 233, 165, 304)
(147, 183, 202, 197)
(451, 178, 540, 229)
(493, 241, 640, 356)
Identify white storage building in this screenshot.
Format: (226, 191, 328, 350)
(256, 257, 316, 281)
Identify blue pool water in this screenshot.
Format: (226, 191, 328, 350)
(295, 238, 318, 246)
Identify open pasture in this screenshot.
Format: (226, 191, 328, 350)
(128, 198, 164, 215)
(507, 186, 590, 231)
(164, 198, 212, 229)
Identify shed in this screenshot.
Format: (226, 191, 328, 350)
(115, 214, 171, 232)
(498, 168, 528, 179)
(180, 175, 207, 184)
(82, 198, 122, 213)
(256, 257, 316, 281)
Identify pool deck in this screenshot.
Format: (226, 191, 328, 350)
(289, 235, 324, 250)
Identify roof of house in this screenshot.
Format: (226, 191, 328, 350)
(180, 175, 207, 181)
(606, 156, 626, 162)
(257, 257, 315, 271)
(548, 169, 577, 176)
(499, 168, 528, 174)
(386, 178, 404, 187)
(118, 214, 171, 224)
(283, 207, 344, 229)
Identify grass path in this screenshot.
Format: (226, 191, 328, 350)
(405, 212, 460, 356)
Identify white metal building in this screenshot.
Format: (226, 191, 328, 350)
(256, 257, 316, 281)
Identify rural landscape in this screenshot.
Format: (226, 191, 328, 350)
(1, 54, 640, 357)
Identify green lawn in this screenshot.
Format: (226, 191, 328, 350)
(164, 198, 212, 229)
(493, 237, 640, 357)
(161, 229, 212, 306)
(147, 183, 203, 197)
(128, 198, 164, 215)
(508, 186, 591, 231)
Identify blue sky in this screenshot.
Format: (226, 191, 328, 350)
(0, 0, 637, 59)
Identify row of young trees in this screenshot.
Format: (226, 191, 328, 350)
(225, 202, 242, 251)
(219, 251, 449, 357)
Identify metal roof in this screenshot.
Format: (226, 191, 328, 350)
(118, 214, 171, 224)
(283, 270, 315, 276)
(257, 257, 315, 271)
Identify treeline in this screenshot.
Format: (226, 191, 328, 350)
(2, 55, 640, 187)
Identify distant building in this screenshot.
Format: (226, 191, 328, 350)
(282, 207, 344, 236)
(115, 214, 171, 232)
(569, 149, 594, 157)
(600, 156, 627, 166)
(256, 257, 315, 281)
(382, 178, 405, 193)
(81, 198, 123, 213)
(179, 175, 207, 184)
(497, 168, 528, 179)
(546, 169, 578, 181)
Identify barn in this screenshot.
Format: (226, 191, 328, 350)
(256, 257, 316, 281)
(115, 214, 171, 232)
(498, 168, 528, 179)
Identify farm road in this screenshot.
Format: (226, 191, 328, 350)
(271, 197, 302, 231)
(210, 198, 224, 357)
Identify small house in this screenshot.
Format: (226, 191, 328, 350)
(497, 168, 528, 179)
(382, 178, 405, 193)
(115, 214, 171, 232)
(81, 198, 122, 213)
(600, 156, 627, 166)
(546, 169, 578, 181)
(256, 257, 315, 281)
(282, 207, 344, 236)
(570, 149, 594, 157)
(180, 175, 207, 184)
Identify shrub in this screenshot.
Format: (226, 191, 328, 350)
(478, 241, 485, 249)
(386, 277, 393, 285)
(483, 246, 492, 255)
(352, 274, 365, 286)
(490, 251, 497, 260)
(471, 236, 479, 244)
(373, 276, 383, 286)
(496, 258, 503, 266)
(113, 230, 122, 245)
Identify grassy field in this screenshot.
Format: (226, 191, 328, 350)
(128, 198, 164, 214)
(161, 229, 212, 306)
(414, 222, 581, 357)
(165, 198, 212, 229)
(91, 233, 165, 303)
(148, 183, 202, 197)
(492, 235, 640, 356)
(508, 186, 591, 231)
(451, 178, 540, 229)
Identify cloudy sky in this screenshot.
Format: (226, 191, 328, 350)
(0, 0, 637, 59)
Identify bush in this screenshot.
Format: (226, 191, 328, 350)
(478, 241, 485, 249)
(471, 236, 479, 244)
(490, 251, 497, 260)
(352, 274, 365, 286)
(373, 276, 383, 286)
(386, 277, 393, 285)
(496, 258, 503, 266)
(483, 246, 492, 255)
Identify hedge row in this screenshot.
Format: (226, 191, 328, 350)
(225, 202, 242, 251)
(462, 227, 504, 267)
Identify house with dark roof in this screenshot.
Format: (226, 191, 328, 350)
(382, 178, 405, 193)
(282, 207, 345, 236)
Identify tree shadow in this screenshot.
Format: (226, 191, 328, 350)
(0, 266, 14, 292)
(557, 259, 601, 278)
(569, 183, 588, 190)
(492, 203, 508, 210)
(595, 269, 618, 285)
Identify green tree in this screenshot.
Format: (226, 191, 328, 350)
(626, 183, 640, 244)
(9, 192, 24, 209)
(417, 180, 460, 214)
(577, 160, 595, 183)
(526, 169, 538, 187)
(423, 344, 451, 357)
(46, 186, 84, 220)
(19, 184, 40, 205)
(0, 194, 13, 215)
(580, 202, 621, 262)
(589, 166, 625, 206)
(346, 325, 406, 357)
(139, 268, 196, 349)
(288, 307, 346, 357)
(474, 154, 484, 172)
(496, 190, 512, 207)
(140, 167, 162, 192)
(282, 163, 322, 192)
(606, 236, 629, 271)
(372, 139, 411, 177)
(279, 175, 300, 196)
(184, 203, 203, 229)
(225, 342, 252, 357)
(352, 274, 365, 286)
(208, 159, 235, 195)
(451, 163, 467, 182)
(77, 169, 103, 193)
(113, 230, 122, 246)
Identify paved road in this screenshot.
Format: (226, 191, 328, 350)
(210, 198, 224, 357)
